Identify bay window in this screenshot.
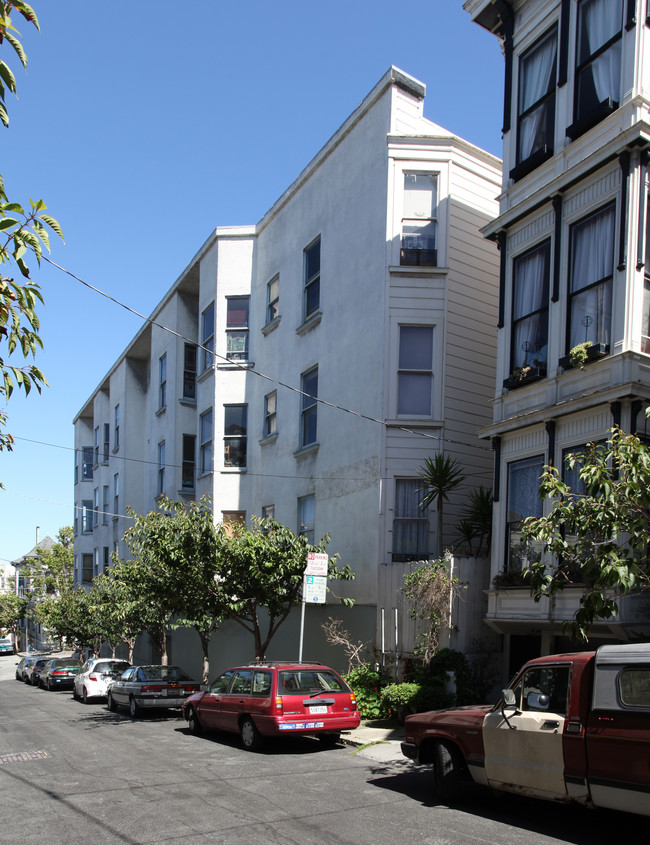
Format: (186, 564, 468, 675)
(506, 456, 544, 572)
(567, 203, 614, 352)
(201, 303, 215, 371)
(224, 404, 247, 468)
(401, 173, 437, 266)
(515, 28, 557, 174)
(510, 241, 550, 376)
(397, 326, 433, 416)
(226, 296, 249, 361)
(200, 409, 213, 475)
(392, 479, 430, 562)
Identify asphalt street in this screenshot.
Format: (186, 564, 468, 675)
(0, 653, 642, 845)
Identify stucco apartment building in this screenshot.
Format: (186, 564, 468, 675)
(466, 0, 650, 675)
(73, 67, 500, 672)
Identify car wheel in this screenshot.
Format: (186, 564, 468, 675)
(433, 742, 462, 804)
(240, 716, 262, 751)
(47, 679, 53, 691)
(186, 706, 202, 735)
(318, 732, 341, 748)
(82, 686, 89, 704)
(107, 691, 117, 712)
(129, 697, 139, 718)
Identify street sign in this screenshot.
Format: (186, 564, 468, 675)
(303, 574, 327, 604)
(305, 552, 328, 577)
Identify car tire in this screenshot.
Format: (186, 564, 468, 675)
(107, 691, 117, 712)
(187, 706, 202, 736)
(82, 686, 89, 705)
(129, 696, 139, 719)
(47, 679, 53, 691)
(240, 716, 262, 751)
(433, 742, 462, 804)
(318, 732, 341, 748)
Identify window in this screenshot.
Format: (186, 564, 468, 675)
(82, 553, 93, 584)
(401, 173, 437, 266)
(298, 495, 315, 544)
(82, 446, 93, 480)
(506, 456, 544, 572)
(159, 353, 167, 410)
(568, 204, 614, 351)
(222, 511, 245, 537)
(158, 440, 165, 496)
(224, 404, 247, 468)
(226, 296, 250, 361)
(392, 479, 430, 562)
(183, 343, 197, 400)
(81, 500, 93, 534)
(94, 426, 100, 466)
(93, 548, 99, 578)
(516, 28, 557, 169)
(102, 485, 109, 525)
(103, 423, 110, 463)
(182, 434, 196, 490)
(619, 668, 650, 708)
(573, 0, 622, 129)
(93, 488, 99, 527)
(201, 303, 215, 371)
(264, 391, 277, 437)
(300, 366, 318, 447)
(113, 473, 119, 517)
(267, 274, 279, 324)
(511, 665, 570, 714)
(200, 409, 213, 475)
(511, 241, 550, 374)
(398, 326, 433, 415)
(262, 504, 275, 520)
(114, 404, 120, 451)
(103, 546, 110, 574)
(304, 238, 320, 320)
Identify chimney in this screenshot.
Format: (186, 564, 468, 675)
(36, 526, 40, 545)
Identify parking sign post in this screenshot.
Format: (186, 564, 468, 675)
(298, 553, 328, 661)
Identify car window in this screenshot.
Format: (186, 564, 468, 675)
(210, 671, 234, 694)
(278, 669, 347, 694)
(230, 670, 253, 695)
(81, 661, 91, 672)
(121, 668, 134, 681)
(252, 671, 272, 696)
(513, 665, 570, 715)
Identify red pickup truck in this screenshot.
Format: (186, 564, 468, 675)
(401, 643, 650, 816)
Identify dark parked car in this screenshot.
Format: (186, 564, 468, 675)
(39, 658, 81, 690)
(181, 661, 360, 750)
(24, 657, 50, 686)
(107, 665, 201, 718)
(15, 655, 42, 681)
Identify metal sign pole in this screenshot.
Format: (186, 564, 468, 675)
(298, 598, 306, 662)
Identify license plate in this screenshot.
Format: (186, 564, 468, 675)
(309, 705, 327, 714)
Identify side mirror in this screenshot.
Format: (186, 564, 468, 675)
(526, 692, 549, 711)
(502, 688, 516, 708)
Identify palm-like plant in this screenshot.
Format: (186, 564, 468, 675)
(418, 455, 465, 559)
(461, 487, 493, 557)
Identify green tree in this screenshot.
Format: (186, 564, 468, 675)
(34, 588, 99, 653)
(418, 454, 465, 559)
(0, 591, 28, 640)
(521, 428, 650, 639)
(402, 559, 463, 665)
(90, 573, 145, 662)
(211, 517, 354, 661)
(21, 526, 74, 597)
(0, 2, 63, 462)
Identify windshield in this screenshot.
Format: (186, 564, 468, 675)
(278, 669, 347, 694)
(95, 661, 129, 674)
(140, 665, 191, 682)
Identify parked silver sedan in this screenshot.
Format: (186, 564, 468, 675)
(74, 658, 131, 703)
(106, 665, 201, 718)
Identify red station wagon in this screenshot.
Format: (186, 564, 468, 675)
(182, 661, 360, 750)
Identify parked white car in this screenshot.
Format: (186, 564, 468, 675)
(74, 658, 131, 703)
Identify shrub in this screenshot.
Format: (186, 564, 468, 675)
(344, 664, 384, 719)
(380, 682, 421, 720)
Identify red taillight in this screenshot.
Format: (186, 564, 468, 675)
(52, 670, 67, 676)
(350, 693, 357, 711)
(141, 685, 157, 693)
(89, 673, 98, 681)
(275, 696, 283, 714)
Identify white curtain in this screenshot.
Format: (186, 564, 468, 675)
(583, 0, 622, 103)
(512, 247, 548, 368)
(570, 206, 614, 347)
(519, 34, 557, 162)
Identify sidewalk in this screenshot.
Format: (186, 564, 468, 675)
(344, 719, 405, 747)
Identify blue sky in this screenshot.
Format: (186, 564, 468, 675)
(0, 0, 504, 565)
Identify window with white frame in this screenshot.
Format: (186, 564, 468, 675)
(114, 404, 120, 451)
(567, 203, 614, 352)
(505, 456, 544, 572)
(392, 479, 430, 562)
(200, 408, 213, 475)
(262, 504, 275, 520)
(300, 366, 318, 447)
(201, 303, 215, 371)
(303, 238, 320, 320)
(224, 404, 247, 468)
(574, 0, 623, 129)
(81, 500, 93, 534)
(226, 296, 250, 361)
(511, 241, 550, 376)
(159, 353, 167, 410)
(182, 433, 196, 490)
(267, 275, 279, 324)
(264, 391, 277, 438)
(401, 173, 437, 266)
(516, 27, 557, 168)
(183, 343, 197, 400)
(298, 495, 315, 544)
(397, 326, 433, 416)
(158, 440, 165, 496)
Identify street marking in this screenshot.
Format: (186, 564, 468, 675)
(0, 750, 50, 765)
